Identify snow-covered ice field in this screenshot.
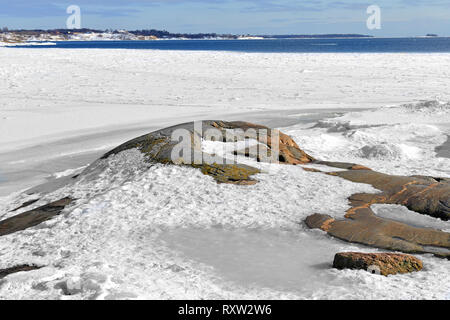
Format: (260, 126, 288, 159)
(0, 48, 449, 299)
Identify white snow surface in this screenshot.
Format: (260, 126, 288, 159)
(2, 49, 450, 152)
(285, 101, 450, 177)
(0, 49, 449, 300)
(0, 42, 57, 47)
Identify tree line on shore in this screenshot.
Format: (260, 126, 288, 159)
(0, 28, 372, 39)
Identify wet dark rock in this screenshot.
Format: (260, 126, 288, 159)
(0, 265, 41, 279)
(9, 198, 40, 212)
(0, 197, 74, 237)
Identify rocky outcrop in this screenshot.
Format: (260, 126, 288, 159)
(305, 168, 450, 258)
(307, 211, 450, 257)
(101, 120, 314, 184)
(333, 252, 423, 276)
(0, 121, 313, 235)
(332, 170, 450, 221)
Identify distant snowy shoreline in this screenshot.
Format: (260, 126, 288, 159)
(0, 41, 56, 47)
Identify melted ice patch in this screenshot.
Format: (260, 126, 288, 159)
(52, 166, 88, 179)
(157, 227, 450, 299)
(372, 204, 450, 233)
(300, 163, 347, 172)
(158, 227, 353, 294)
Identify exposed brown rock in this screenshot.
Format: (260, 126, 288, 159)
(333, 252, 423, 276)
(305, 214, 335, 231)
(305, 167, 450, 258)
(334, 170, 450, 221)
(213, 121, 314, 164)
(101, 120, 314, 185)
(306, 212, 450, 257)
(273, 130, 314, 164)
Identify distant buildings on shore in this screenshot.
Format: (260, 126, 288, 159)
(0, 28, 373, 44)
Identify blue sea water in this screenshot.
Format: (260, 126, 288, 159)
(14, 37, 450, 53)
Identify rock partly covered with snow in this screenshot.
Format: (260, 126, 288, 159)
(0, 265, 41, 280)
(0, 121, 315, 237)
(100, 120, 314, 184)
(306, 169, 450, 257)
(1, 120, 449, 278)
(336, 170, 450, 221)
(0, 197, 73, 237)
(333, 252, 423, 276)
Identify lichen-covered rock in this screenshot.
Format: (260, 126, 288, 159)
(333, 252, 423, 276)
(101, 120, 314, 184)
(0, 121, 312, 236)
(192, 163, 260, 185)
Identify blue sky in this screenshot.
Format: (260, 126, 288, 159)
(0, 0, 449, 36)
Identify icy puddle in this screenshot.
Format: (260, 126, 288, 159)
(158, 227, 352, 294)
(436, 134, 450, 159)
(372, 204, 450, 233)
